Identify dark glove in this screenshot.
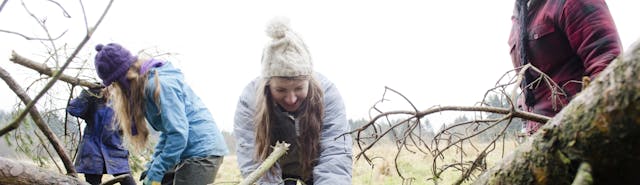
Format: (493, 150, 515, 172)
(83, 85, 107, 105)
(270, 108, 297, 144)
(88, 86, 102, 96)
(139, 170, 148, 181)
(78, 89, 98, 104)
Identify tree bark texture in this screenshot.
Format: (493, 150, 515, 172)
(0, 157, 88, 185)
(473, 41, 640, 185)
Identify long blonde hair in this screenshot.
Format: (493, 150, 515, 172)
(109, 57, 162, 150)
(254, 75, 324, 180)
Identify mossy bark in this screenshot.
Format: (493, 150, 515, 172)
(473, 41, 640, 185)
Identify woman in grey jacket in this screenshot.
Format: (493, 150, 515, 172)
(234, 17, 353, 185)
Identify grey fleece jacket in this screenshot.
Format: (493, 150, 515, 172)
(233, 73, 353, 185)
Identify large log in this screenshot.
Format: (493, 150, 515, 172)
(473, 40, 640, 184)
(0, 157, 88, 185)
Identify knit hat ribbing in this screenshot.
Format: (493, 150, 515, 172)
(261, 17, 313, 78)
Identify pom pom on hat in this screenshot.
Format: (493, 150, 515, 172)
(261, 17, 313, 78)
(94, 43, 136, 88)
(265, 17, 290, 39)
(95, 44, 104, 51)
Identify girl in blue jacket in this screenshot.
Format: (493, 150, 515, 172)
(93, 43, 229, 185)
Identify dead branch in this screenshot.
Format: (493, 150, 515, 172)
(348, 61, 560, 184)
(0, 66, 77, 176)
(34, 130, 64, 174)
(0, 0, 114, 178)
(0, 0, 7, 13)
(237, 141, 290, 185)
(0, 29, 66, 40)
(472, 39, 640, 185)
(348, 105, 549, 159)
(46, 0, 71, 18)
(4, 0, 113, 138)
(9, 51, 101, 89)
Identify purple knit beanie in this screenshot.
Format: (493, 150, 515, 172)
(94, 43, 136, 89)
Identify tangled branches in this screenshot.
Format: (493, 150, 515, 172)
(344, 64, 581, 185)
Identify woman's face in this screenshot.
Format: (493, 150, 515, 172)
(269, 77, 310, 112)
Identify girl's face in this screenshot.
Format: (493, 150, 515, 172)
(269, 77, 310, 112)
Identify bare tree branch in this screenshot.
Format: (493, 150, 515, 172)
(472, 39, 640, 185)
(34, 130, 63, 174)
(10, 51, 101, 88)
(348, 63, 556, 184)
(0, 0, 8, 13)
(0, 66, 77, 176)
(0, 0, 114, 177)
(3, 0, 112, 147)
(238, 142, 291, 185)
(0, 29, 66, 40)
(46, 0, 71, 18)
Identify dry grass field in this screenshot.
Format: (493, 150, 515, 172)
(207, 140, 520, 185)
(65, 139, 522, 185)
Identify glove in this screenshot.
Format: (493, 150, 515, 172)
(139, 170, 148, 181)
(270, 108, 297, 144)
(78, 89, 99, 105)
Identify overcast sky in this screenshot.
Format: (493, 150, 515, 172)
(1, 1, 639, 132)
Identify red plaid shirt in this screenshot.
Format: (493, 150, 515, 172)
(508, 0, 621, 134)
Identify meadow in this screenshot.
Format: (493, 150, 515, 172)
(209, 140, 520, 185)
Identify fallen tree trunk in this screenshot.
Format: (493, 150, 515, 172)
(473, 41, 640, 184)
(0, 157, 88, 185)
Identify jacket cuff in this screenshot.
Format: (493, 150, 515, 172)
(147, 171, 164, 184)
(143, 177, 161, 185)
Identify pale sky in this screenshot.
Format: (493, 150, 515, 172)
(1, 1, 639, 132)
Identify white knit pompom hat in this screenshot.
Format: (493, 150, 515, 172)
(261, 17, 313, 78)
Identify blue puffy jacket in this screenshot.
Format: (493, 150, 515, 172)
(67, 88, 131, 175)
(143, 62, 229, 182)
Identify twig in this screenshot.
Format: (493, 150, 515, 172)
(34, 130, 63, 173)
(571, 162, 593, 185)
(237, 141, 290, 185)
(0, 29, 66, 40)
(0, 66, 78, 176)
(46, 0, 71, 18)
(21, 0, 66, 45)
(0, 0, 114, 177)
(0, 0, 8, 13)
